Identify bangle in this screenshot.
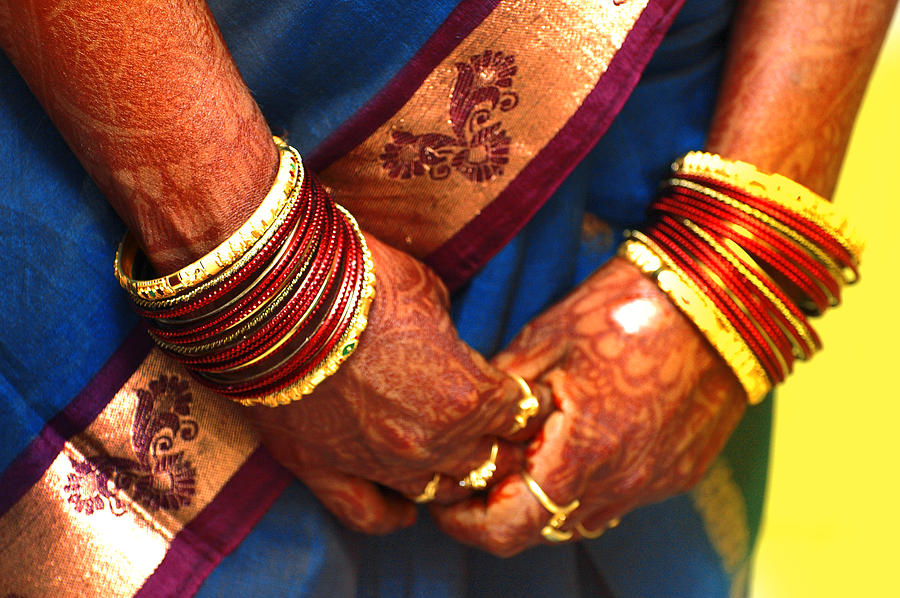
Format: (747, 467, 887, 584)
(233, 205, 376, 407)
(621, 151, 862, 404)
(115, 139, 375, 406)
(619, 235, 771, 404)
(674, 151, 863, 261)
(114, 137, 302, 301)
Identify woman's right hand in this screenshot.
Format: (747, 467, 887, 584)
(243, 234, 551, 534)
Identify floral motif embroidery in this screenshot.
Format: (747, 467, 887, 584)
(63, 457, 122, 515)
(64, 375, 199, 517)
(380, 50, 518, 183)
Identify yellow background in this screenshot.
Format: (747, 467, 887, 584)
(751, 11, 900, 598)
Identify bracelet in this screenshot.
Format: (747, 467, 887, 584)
(114, 138, 302, 301)
(621, 151, 862, 404)
(674, 151, 863, 261)
(619, 235, 771, 403)
(114, 139, 375, 406)
(232, 205, 376, 406)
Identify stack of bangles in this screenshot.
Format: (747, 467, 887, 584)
(620, 151, 862, 404)
(527, 152, 862, 545)
(114, 137, 376, 407)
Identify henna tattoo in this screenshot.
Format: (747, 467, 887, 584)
(244, 236, 526, 510)
(432, 259, 747, 554)
(0, 0, 278, 272)
(706, 0, 897, 197)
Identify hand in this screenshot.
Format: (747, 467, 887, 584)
(243, 234, 551, 534)
(431, 258, 747, 555)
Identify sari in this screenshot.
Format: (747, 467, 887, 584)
(0, 0, 771, 595)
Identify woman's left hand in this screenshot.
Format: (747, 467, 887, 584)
(431, 257, 747, 556)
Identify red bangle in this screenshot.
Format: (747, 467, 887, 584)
(648, 222, 781, 384)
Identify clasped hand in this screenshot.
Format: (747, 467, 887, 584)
(244, 235, 746, 555)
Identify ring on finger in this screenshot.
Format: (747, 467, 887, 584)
(508, 374, 540, 434)
(575, 517, 620, 539)
(521, 471, 580, 543)
(413, 473, 441, 503)
(458, 440, 499, 489)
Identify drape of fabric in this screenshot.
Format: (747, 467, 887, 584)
(0, 1, 770, 596)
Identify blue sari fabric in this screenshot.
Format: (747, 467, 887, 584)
(0, 0, 772, 596)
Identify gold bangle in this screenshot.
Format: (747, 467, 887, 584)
(125, 153, 304, 312)
(458, 440, 499, 490)
(521, 471, 581, 543)
(674, 151, 863, 265)
(114, 138, 304, 301)
(619, 234, 771, 404)
(236, 204, 376, 407)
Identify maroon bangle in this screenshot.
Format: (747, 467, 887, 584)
(651, 195, 820, 358)
(133, 173, 312, 320)
(171, 200, 345, 370)
(648, 222, 780, 385)
(661, 185, 839, 312)
(202, 217, 363, 392)
(681, 174, 858, 278)
(206, 208, 366, 395)
(655, 215, 793, 381)
(148, 187, 327, 342)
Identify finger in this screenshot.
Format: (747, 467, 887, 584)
(432, 410, 591, 554)
(393, 437, 525, 505)
(299, 468, 417, 535)
(494, 374, 555, 441)
(430, 474, 548, 557)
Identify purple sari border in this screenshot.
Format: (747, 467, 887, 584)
(135, 448, 292, 597)
(305, 0, 500, 172)
(0, 323, 152, 516)
(425, 0, 686, 291)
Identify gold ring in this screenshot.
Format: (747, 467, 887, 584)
(459, 440, 499, 489)
(575, 517, 620, 539)
(413, 473, 441, 503)
(521, 471, 580, 542)
(508, 374, 540, 434)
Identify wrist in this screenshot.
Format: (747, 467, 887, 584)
(0, 0, 280, 274)
(134, 130, 280, 274)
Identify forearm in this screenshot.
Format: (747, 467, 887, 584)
(706, 0, 897, 197)
(0, 0, 277, 272)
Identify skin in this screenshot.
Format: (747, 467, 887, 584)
(0, 0, 551, 533)
(247, 236, 549, 532)
(0, 0, 276, 273)
(431, 0, 898, 555)
(2, 0, 895, 551)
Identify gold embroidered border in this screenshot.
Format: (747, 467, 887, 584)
(691, 458, 752, 598)
(321, 0, 649, 256)
(0, 349, 260, 597)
